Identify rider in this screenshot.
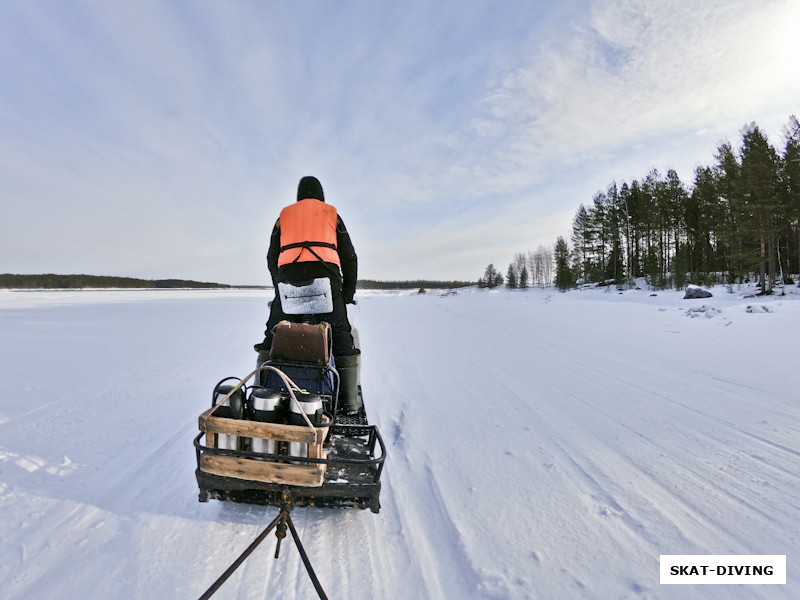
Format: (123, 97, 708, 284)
(255, 176, 362, 413)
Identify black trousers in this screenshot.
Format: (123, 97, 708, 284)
(261, 280, 358, 357)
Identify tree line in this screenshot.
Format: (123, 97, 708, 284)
(2, 274, 476, 291)
(0, 274, 230, 289)
(480, 116, 800, 294)
(358, 279, 473, 290)
(478, 247, 554, 289)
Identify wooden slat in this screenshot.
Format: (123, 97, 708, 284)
(199, 453, 326, 487)
(308, 442, 323, 460)
(199, 410, 330, 445)
(207, 416, 318, 443)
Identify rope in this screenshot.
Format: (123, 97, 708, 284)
(203, 365, 319, 437)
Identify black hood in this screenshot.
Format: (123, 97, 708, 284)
(297, 176, 324, 202)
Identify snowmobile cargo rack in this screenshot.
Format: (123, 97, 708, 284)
(194, 364, 386, 513)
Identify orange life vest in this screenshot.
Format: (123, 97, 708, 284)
(277, 199, 341, 267)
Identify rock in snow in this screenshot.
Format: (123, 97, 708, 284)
(684, 284, 713, 299)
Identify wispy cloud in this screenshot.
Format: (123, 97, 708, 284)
(476, 0, 800, 169)
(1, 1, 798, 283)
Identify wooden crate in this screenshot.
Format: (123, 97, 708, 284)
(198, 407, 330, 487)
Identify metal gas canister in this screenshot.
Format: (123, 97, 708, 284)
(248, 387, 284, 454)
(212, 383, 245, 451)
(288, 392, 324, 458)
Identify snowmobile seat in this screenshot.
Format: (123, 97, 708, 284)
(263, 321, 335, 397)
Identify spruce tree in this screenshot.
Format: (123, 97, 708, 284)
(480, 264, 503, 288)
(740, 124, 780, 293)
(506, 264, 518, 288)
(519, 266, 529, 289)
(571, 205, 593, 283)
(628, 179, 645, 278)
(554, 237, 574, 291)
(780, 116, 800, 281)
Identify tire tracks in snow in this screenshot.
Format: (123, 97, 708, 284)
(488, 324, 799, 565)
(357, 298, 497, 598)
(380, 460, 485, 599)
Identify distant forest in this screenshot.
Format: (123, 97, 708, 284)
(485, 115, 800, 294)
(358, 279, 472, 290)
(0, 274, 231, 289)
(1, 274, 472, 291)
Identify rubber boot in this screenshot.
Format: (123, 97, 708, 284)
(335, 354, 362, 414)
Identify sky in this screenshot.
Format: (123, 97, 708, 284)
(2, 0, 799, 285)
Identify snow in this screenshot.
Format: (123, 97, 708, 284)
(1, 284, 798, 599)
(278, 278, 334, 315)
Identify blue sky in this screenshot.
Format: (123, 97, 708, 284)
(2, 0, 799, 285)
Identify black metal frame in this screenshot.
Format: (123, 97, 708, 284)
(196, 351, 386, 513)
(194, 425, 386, 513)
(194, 422, 386, 513)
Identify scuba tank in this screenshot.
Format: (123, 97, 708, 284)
(248, 387, 284, 454)
(211, 380, 245, 451)
(288, 391, 325, 458)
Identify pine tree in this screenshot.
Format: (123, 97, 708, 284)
(591, 191, 609, 281)
(740, 124, 780, 293)
(619, 182, 634, 282)
(627, 179, 646, 278)
(494, 269, 504, 287)
(554, 237, 574, 291)
(519, 266, 529, 289)
(714, 140, 746, 283)
(506, 264, 518, 288)
(780, 115, 800, 282)
(571, 205, 593, 283)
(687, 166, 718, 280)
(662, 169, 689, 289)
(603, 182, 626, 284)
(479, 264, 503, 288)
(641, 170, 666, 286)
(528, 116, 798, 291)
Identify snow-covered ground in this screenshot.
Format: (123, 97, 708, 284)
(1, 283, 797, 599)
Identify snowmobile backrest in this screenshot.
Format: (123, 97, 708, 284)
(263, 363, 335, 397)
(270, 320, 331, 365)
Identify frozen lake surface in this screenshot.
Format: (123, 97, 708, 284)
(1, 284, 798, 599)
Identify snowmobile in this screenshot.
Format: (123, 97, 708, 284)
(193, 320, 386, 514)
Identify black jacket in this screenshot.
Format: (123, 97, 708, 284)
(266, 214, 358, 303)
